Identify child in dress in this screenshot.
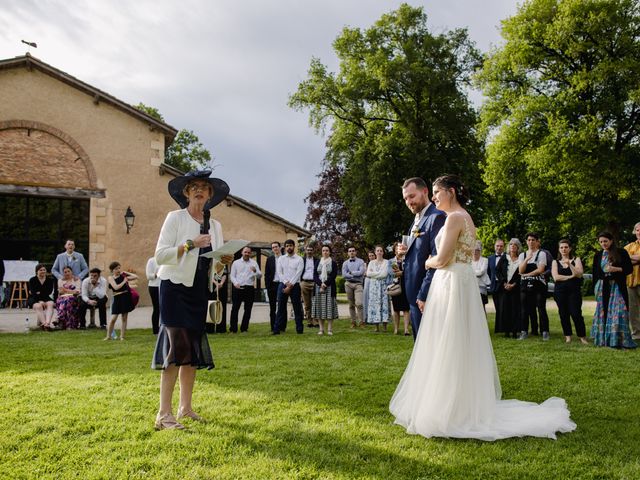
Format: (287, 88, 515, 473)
(105, 261, 138, 340)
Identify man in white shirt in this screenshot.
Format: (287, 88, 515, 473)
(79, 268, 108, 329)
(273, 239, 304, 334)
(229, 247, 262, 333)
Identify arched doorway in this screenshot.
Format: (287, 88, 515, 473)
(0, 120, 104, 267)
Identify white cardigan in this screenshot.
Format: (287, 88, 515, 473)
(155, 209, 224, 289)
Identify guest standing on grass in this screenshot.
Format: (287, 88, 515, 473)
(518, 232, 550, 340)
(472, 240, 490, 314)
(106, 262, 137, 341)
(496, 238, 523, 338)
(551, 239, 587, 344)
(28, 263, 56, 330)
(488, 238, 506, 332)
(56, 266, 81, 329)
(146, 256, 161, 334)
(265, 241, 282, 332)
(366, 245, 391, 332)
(273, 239, 304, 335)
(362, 250, 376, 325)
(390, 242, 411, 336)
(312, 245, 339, 336)
(151, 170, 232, 430)
(229, 246, 262, 333)
(591, 231, 636, 349)
(301, 245, 320, 328)
(342, 246, 366, 328)
(623, 221, 640, 341)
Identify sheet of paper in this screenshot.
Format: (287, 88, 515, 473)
(199, 239, 251, 259)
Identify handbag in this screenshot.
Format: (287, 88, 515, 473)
(207, 299, 223, 324)
(207, 282, 224, 324)
(386, 282, 402, 297)
(130, 288, 140, 307)
(521, 276, 544, 293)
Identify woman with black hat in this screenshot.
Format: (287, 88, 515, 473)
(151, 170, 232, 430)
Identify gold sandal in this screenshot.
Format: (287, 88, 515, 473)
(177, 408, 205, 422)
(155, 413, 185, 430)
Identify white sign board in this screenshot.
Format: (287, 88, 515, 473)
(3, 260, 39, 282)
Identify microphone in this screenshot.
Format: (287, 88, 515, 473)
(201, 209, 210, 235)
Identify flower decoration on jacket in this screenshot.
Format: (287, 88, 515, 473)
(71, 255, 77, 261)
(411, 226, 423, 238)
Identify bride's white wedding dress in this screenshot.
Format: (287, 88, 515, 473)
(389, 218, 576, 440)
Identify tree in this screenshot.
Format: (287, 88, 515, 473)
(305, 162, 367, 262)
(289, 4, 485, 244)
(134, 103, 212, 172)
(164, 129, 212, 172)
(134, 102, 164, 122)
(476, 0, 640, 254)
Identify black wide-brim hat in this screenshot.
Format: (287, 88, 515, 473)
(168, 169, 230, 210)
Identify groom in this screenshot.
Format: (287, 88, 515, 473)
(399, 177, 446, 339)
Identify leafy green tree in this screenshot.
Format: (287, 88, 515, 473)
(133, 103, 212, 172)
(289, 3, 484, 244)
(476, 0, 640, 254)
(133, 102, 164, 122)
(164, 129, 212, 172)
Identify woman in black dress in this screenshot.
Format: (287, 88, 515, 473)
(551, 239, 587, 344)
(496, 238, 523, 338)
(152, 170, 232, 430)
(106, 261, 137, 340)
(28, 263, 56, 330)
(390, 242, 411, 336)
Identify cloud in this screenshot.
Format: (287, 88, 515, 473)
(0, 0, 518, 226)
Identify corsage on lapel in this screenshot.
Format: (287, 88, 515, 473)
(411, 226, 424, 238)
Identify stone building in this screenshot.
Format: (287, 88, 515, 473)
(0, 54, 308, 304)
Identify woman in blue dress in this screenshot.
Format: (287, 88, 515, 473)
(591, 231, 636, 348)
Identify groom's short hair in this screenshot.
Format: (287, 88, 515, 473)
(402, 177, 428, 190)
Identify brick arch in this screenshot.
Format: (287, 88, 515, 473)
(0, 120, 98, 189)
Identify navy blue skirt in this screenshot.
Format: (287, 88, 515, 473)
(152, 266, 214, 370)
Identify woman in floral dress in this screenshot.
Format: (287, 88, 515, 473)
(366, 245, 391, 332)
(55, 266, 81, 329)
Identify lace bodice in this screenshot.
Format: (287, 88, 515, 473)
(435, 215, 475, 265)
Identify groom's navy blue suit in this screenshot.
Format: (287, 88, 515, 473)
(403, 203, 446, 339)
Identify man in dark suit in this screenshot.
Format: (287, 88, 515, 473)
(488, 238, 505, 332)
(399, 177, 446, 339)
(264, 241, 282, 332)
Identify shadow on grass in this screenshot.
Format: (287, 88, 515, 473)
(1, 323, 639, 479)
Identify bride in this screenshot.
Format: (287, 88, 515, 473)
(389, 175, 576, 441)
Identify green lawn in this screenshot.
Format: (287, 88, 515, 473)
(1, 311, 638, 480)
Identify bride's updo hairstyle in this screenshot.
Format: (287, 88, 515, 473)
(433, 174, 470, 205)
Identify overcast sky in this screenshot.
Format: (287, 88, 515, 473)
(0, 0, 519, 226)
